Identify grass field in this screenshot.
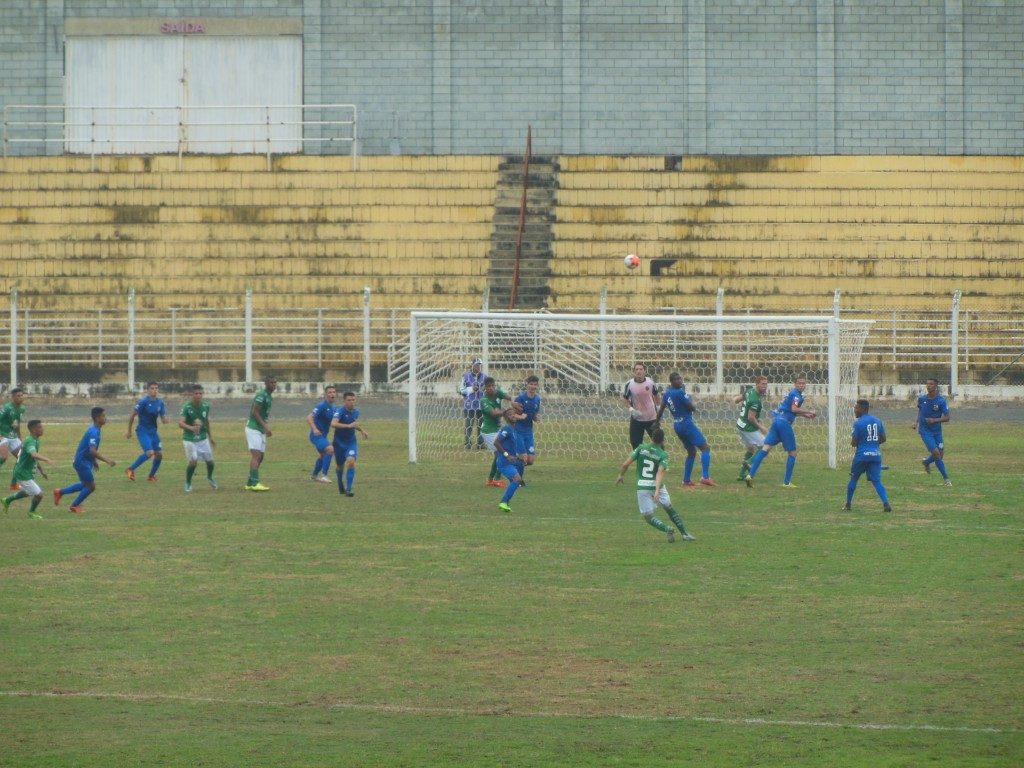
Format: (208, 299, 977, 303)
(1, 414, 1021, 766)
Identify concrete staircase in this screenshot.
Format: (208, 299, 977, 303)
(486, 155, 557, 309)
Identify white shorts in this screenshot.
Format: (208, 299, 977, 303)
(0, 437, 22, 453)
(737, 428, 766, 450)
(637, 487, 671, 515)
(183, 438, 214, 462)
(481, 431, 498, 452)
(16, 478, 41, 496)
(245, 427, 267, 453)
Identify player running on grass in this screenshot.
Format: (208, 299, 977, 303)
(125, 381, 169, 482)
(657, 372, 716, 488)
(330, 391, 368, 497)
(245, 377, 276, 492)
(0, 387, 27, 488)
(2, 419, 53, 519)
(55, 407, 116, 514)
(914, 377, 952, 487)
(844, 399, 891, 513)
(493, 408, 526, 513)
(179, 384, 217, 493)
(307, 385, 337, 482)
(513, 375, 541, 479)
(479, 377, 511, 487)
(616, 427, 695, 543)
(744, 374, 817, 489)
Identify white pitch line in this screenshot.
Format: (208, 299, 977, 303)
(0, 690, 1017, 735)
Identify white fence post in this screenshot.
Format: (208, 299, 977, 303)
(127, 287, 136, 393)
(362, 287, 371, 392)
(9, 287, 17, 386)
(481, 286, 490, 369)
(408, 314, 418, 463)
(833, 288, 841, 319)
(827, 316, 839, 469)
(244, 287, 254, 383)
(950, 289, 962, 395)
(715, 287, 725, 395)
(599, 287, 608, 392)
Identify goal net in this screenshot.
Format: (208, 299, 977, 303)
(409, 312, 872, 468)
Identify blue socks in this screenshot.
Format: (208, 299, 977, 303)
(72, 487, 93, 507)
(747, 449, 768, 477)
(149, 457, 161, 478)
(312, 457, 323, 476)
(683, 455, 695, 483)
(129, 453, 149, 471)
(501, 481, 520, 504)
(321, 453, 333, 475)
(346, 467, 355, 492)
(934, 459, 948, 480)
(784, 455, 796, 484)
(700, 449, 711, 479)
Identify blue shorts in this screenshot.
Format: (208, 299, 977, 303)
(850, 459, 882, 483)
(333, 441, 358, 461)
(73, 462, 96, 484)
(136, 427, 162, 453)
(514, 428, 535, 456)
(919, 430, 944, 453)
(497, 456, 523, 481)
(309, 432, 330, 454)
(673, 420, 707, 451)
(764, 418, 797, 452)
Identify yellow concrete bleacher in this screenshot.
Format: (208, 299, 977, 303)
(0, 154, 498, 311)
(551, 155, 1024, 313)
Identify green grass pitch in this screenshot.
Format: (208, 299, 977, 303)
(1, 416, 1021, 766)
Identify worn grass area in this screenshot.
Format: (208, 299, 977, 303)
(1, 417, 1021, 766)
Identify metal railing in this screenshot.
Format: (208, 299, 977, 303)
(3, 288, 1022, 394)
(2, 103, 358, 169)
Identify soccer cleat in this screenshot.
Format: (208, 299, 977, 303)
(498, 502, 511, 513)
(317, 475, 332, 483)
(252, 483, 270, 492)
(345, 490, 354, 497)
(484, 479, 497, 487)
(69, 505, 84, 514)
(184, 483, 192, 493)
(681, 481, 697, 489)
(943, 479, 953, 487)
(880, 465, 890, 471)
(782, 483, 798, 489)
(53, 488, 62, 506)
(665, 528, 675, 543)
(883, 503, 892, 513)
(921, 458, 932, 474)
(244, 484, 258, 492)
(28, 512, 43, 520)
(125, 468, 135, 481)
(743, 474, 753, 488)
(208, 477, 218, 490)
(147, 475, 158, 483)
(9, 482, 17, 491)
(699, 478, 717, 487)
(842, 503, 851, 511)
(1, 497, 10, 514)
(680, 532, 696, 541)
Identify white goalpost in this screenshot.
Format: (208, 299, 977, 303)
(408, 312, 872, 468)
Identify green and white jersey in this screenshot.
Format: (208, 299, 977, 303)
(736, 388, 763, 432)
(0, 401, 25, 439)
(246, 389, 272, 432)
(479, 388, 508, 433)
(12, 435, 40, 481)
(180, 401, 211, 442)
(631, 442, 669, 490)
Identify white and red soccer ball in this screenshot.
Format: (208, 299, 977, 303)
(623, 254, 641, 271)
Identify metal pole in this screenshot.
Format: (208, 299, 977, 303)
(950, 289, 962, 395)
(481, 285, 490, 369)
(127, 288, 136, 393)
(244, 287, 253, 382)
(316, 308, 323, 368)
(599, 287, 608, 392)
(833, 288, 841, 319)
(408, 313, 418, 462)
(715, 287, 725, 395)
(827, 316, 839, 469)
(9, 288, 17, 386)
(362, 287, 371, 392)
(170, 307, 177, 369)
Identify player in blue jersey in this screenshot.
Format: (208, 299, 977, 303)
(844, 399, 891, 513)
(514, 375, 542, 479)
(656, 372, 717, 488)
(125, 381, 168, 482)
(493, 408, 526, 513)
(744, 374, 818, 488)
(914, 377, 951, 486)
(330, 391, 368, 497)
(55, 407, 116, 514)
(306, 385, 337, 483)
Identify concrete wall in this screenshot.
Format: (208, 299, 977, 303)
(1, 0, 1022, 155)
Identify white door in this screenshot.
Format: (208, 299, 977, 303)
(65, 35, 302, 154)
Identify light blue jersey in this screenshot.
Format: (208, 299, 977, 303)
(134, 396, 166, 430)
(74, 425, 101, 467)
(310, 399, 335, 436)
(852, 414, 885, 461)
(774, 388, 805, 425)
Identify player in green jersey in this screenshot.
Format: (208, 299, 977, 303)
(616, 427, 695, 543)
(2, 420, 53, 519)
(479, 377, 512, 487)
(179, 384, 217, 493)
(244, 376, 276, 491)
(732, 376, 769, 481)
(0, 387, 27, 487)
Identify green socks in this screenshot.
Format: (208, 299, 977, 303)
(667, 507, 690, 536)
(186, 464, 197, 484)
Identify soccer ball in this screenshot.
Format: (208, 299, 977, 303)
(623, 254, 641, 270)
